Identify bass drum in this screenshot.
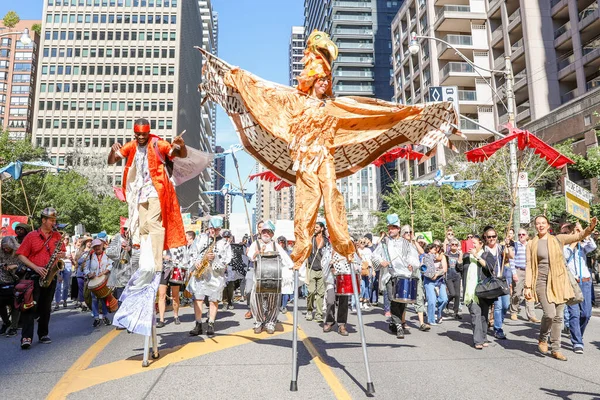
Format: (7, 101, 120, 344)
(392, 277, 418, 304)
(335, 273, 360, 296)
(255, 252, 282, 294)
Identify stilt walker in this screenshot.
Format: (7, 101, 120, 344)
(198, 28, 459, 392)
(290, 268, 299, 392)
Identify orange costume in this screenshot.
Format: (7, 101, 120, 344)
(198, 31, 460, 268)
(119, 134, 186, 270)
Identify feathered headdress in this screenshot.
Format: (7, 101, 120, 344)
(296, 30, 338, 97)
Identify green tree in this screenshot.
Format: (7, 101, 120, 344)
(99, 196, 128, 234)
(2, 11, 20, 28)
(31, 23, 41, 35)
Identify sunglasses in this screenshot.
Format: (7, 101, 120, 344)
(486, 235, 497, 239)
(451, 244, 459, 246)
(467, 235, 473, 238)
(518, 233, 527, 237)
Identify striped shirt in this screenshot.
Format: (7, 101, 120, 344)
(510, 240, 527, 270)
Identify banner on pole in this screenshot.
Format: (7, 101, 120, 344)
(565, 179, 592, 222)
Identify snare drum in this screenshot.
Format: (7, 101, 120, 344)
(335, 273, 360, 296)
(88, 275, 111, 299)
(392, 277, 418, 303)
(169, 266, 186, 285)
(255, 251, 282, 294)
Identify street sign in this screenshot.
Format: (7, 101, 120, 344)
(520, 206, 531, 224)
(428, 86, 459, 113)
(518, 187, 536, 208)
(517, 172, 528, 188)
(565, 179, 592, 222)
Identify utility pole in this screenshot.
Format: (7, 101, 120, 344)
(505, 56, 520, 234)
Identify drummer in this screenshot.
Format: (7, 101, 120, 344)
(246, 220, 294, 334)
(372, 215, 420, 339)
(84, 239, 113, 328)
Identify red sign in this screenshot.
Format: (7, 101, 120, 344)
(1, 215, 29, 236)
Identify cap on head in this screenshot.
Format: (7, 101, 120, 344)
(208, 216, 223, 229)
(91, 239, 104, 248)
(386, 214, 400, 227)
(133, 118, 150, 133)
(262, 220, 276, 233)
(41, 207, 58, 219)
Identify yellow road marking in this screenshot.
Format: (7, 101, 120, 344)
(47, 329, 122, 400)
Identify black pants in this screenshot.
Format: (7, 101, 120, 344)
(386, 280, 406, 326)
(223, 280, 238, 306)
(21, 278, 56, 340)
(325, 288, 348, 325)
(0, 293, 13, 326)
(446, 276, 461, 314)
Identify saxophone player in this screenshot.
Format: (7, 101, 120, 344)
(187, 216, 232, 337)
(16, 208, 66, 350)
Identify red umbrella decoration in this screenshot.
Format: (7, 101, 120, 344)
(249, 170, 291, 191)
(372, 145, 425, 166)
(465, 124, 574, 168)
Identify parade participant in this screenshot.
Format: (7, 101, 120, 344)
(16, 208, 66, 349)
(14, 222, 30, 245)
(306, 222, 329, 322)
(75, 236, 93, 311)
(244, 222, 263, 320)
(106, 226, 138, 307)
(422, 242, 448, 326)
(70, 237, 80, 303)
(509, 229, 539, 322)
(482, 227, 514, 340)
(246, 221, 293, 334)
(464, 235, 493, 349)
(278, 236, 293, 313)
(356, 238, 373, 310)
(84, 239, 113, 327)
(323, 251, 349, 336)
(53, 235, 73, 311)
(109, 118, 188, 337)
(200, 30, 458, 273)
(187, 217, 232, 337)
(156, 251, 181, 327)
(560, 222, 596, 354)
(0, 236, 20, 336)
(223, 230, 244, 311)
(445, 238, 463, 319)
(372, 217, 421, 338)
(524, 216, 597, 361)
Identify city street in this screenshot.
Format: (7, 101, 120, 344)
(2, 295, 600, 400)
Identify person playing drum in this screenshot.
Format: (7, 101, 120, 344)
(372, 215, 420, 339)
(246, 220, 294, 334)
(84, 239, 113, 327)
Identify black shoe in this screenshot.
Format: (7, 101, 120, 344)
(93, 319, 101, 328)
(396, 324, 405, 339)
(156, 320, 166, 328)
(207, 322, 215, 337)
(5, 328, 18, 337)
(39, 336, 52, 344)
(21, 338, 31, 350)
(388, 323, 397, 333)
(189, 322, 203, 336)
(102, 317, 111, 326)
(174, 317, 180, 325)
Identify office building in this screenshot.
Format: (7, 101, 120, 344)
(213, 145, 225, 214)
(0, 20, 41, 139)
(33, 0, 215, 213)
(289, 26, 304, 88)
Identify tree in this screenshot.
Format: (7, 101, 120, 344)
(31, 23, 41, 35)
(64, 142, 113, 196)
(2, 11, 20, 28)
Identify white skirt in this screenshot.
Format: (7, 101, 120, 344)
(187, 272, 225, 302)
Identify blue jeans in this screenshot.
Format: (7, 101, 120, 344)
(493, 294, 510, 332)
(567, 280, 593, 349)
(360, 276, 371, 301)
(281, 294, 291, 308)
(91, 292, 109, 318)
(424, 277, 448, 324)
(383, 285, 390, 313)
(54, 269, 72, 303)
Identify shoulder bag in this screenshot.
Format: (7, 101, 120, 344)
(475, 250, 509, 300)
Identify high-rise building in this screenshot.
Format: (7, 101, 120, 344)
(213, 145, 225, 214)
(289, 26, 304, 88)
(304, 0, 401, 231)
(33, 0, 214, 213)
(0, 20, 41, 140)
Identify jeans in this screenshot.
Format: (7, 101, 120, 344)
(567, 280, 593, 349)
(493, 294, 510, 332)
(91, 292, 109, 318)
(113, 287, 124, 307)
(423, 277, 448, 324)
(77, 276, 85, 303)
(21, 277, 56, 340)
(383, 285, 390, 313)
(370, 270, 379, 304)
(281, 294, 291, 308)
(54, 269, 72, 304)
(360, 275, 370, 301)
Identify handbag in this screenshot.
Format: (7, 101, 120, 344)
(565, 268, 583, 306)
(475, 249, 509, 300)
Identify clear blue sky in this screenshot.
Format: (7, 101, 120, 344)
(0, 0, 305, 214)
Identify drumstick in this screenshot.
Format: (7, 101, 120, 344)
(172, 130, 186, 151)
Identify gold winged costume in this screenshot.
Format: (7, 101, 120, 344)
(198, 30, 460, 268)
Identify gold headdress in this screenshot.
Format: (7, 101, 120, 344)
(296, 30, 339, 97)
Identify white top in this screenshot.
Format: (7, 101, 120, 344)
(83, 252, 112, 276)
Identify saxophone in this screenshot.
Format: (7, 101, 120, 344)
(193, 235, 216, 279)
(40, 230, 66, 288)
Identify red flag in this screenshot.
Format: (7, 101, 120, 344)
(372, 145, 425, 167)
(113, 186, 126, 202)
(249, 170, 281, 182)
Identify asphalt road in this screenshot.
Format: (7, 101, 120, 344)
(1, 295, 600, 400)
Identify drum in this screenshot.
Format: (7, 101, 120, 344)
(335, 273, 360, 296)
(105, 295, 118, 313)
(88, 275, 111, 299)
(392, 277, 418, 304)
(255, 251, 281, 294)
(169, 266, 186, 285)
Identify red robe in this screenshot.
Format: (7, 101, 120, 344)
(119, 135, 186, 251)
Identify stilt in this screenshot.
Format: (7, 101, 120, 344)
(142, 334, 150, 368)
(290, 269, 299, 392)
(350, 265, 375, 394)
(151, 324, 159, 359)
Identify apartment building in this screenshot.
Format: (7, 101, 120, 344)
(33, 0, 214, 213)
(289, 26, 304, 87)
(0, 20, 40, 139)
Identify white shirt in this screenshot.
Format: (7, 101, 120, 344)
(134, 144, 158, 203)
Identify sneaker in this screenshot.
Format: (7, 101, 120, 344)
(363, 304, 370, 311)
(81, 306, 88, 312)
(253, 324, 263, 334)
(207, 322, 215, 337)
(227, 304, 234, 310)
(280, 307, 288, 314)
(174, 317, 181, 325)
(384, 311, 391, 318)
(351, 308, 357, 313)
(93, 319, 102, 328)
(429, 322, 438, 326)
(5, 328, 18, 337)
(573, 347, 584, 354)
(102, 317, 111, 326)
(156, 320, 166, 328)
(419, 324, 431, 332)
(39, 336, 52, 344)
(63, 300, 68, 308)
(436, 317, 443, 324)
(396, 324, 404, 339)
(494, 330, 506, 340)
(265, 323, 275, 334)
(305, 314, 313, 321)
(21, 338, 32, 350)
(314, 316, 324, 323)
(189, 322, 203, 336)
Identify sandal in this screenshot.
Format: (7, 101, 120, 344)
(474, 344, 483, 350)
(482, 343, 489, 347)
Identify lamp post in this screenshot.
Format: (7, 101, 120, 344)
(409, 32, 520, 234)
(0, 28, 32, 45)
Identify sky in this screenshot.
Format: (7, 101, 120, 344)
(0, 0, 305, 214)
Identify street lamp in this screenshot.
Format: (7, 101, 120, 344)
(409, 32, 520, 234)
(0, 27, 32, 45)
